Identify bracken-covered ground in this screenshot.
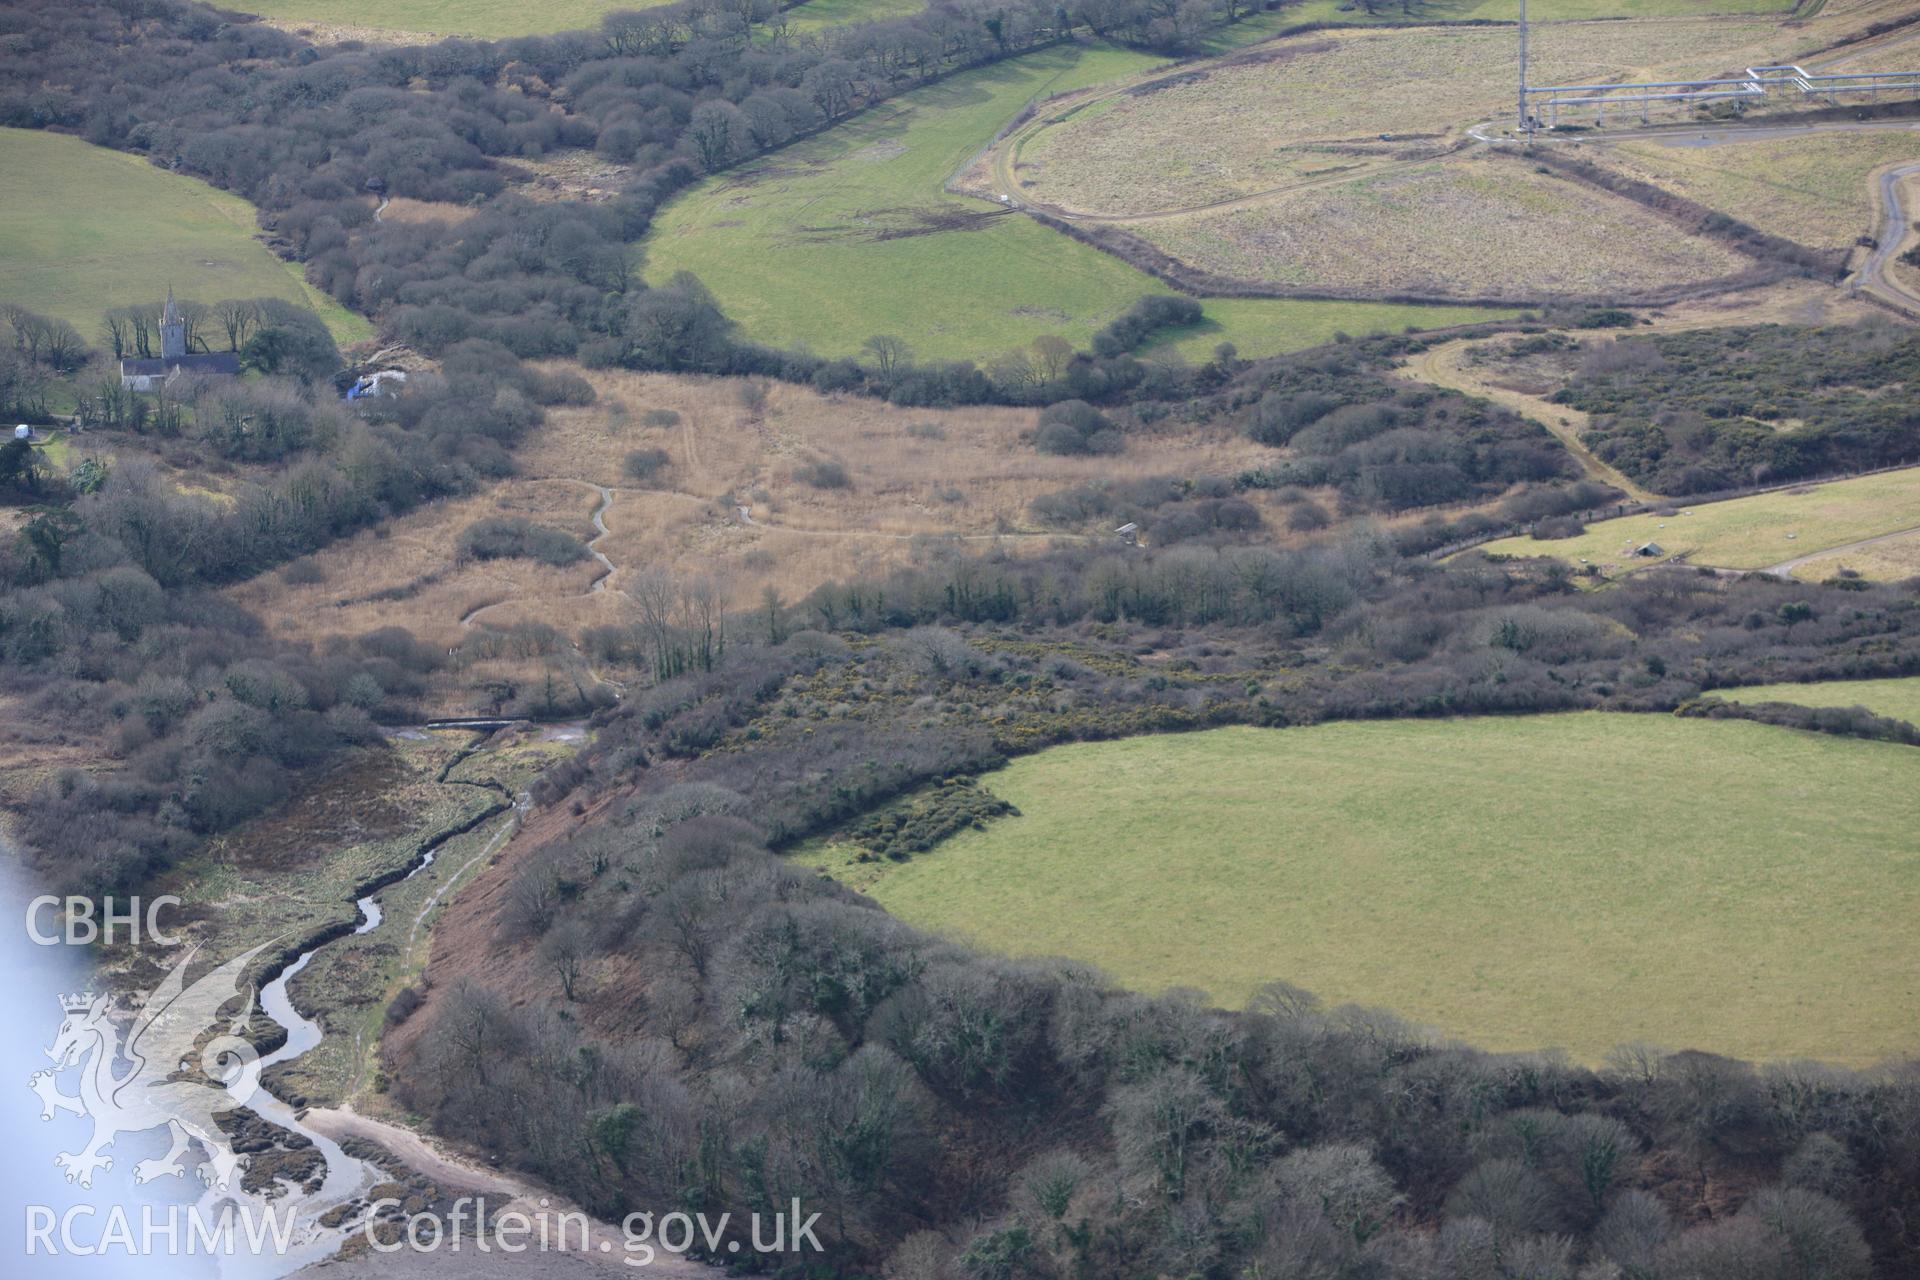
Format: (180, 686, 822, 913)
(1014, 18, 1834, 217)
(1129, 156, 1752, 298)
(1582, 129, 1920, 253)
(228, 363, 1286, 648)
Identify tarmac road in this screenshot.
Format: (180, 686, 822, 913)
(1857, 159, 1920, 314)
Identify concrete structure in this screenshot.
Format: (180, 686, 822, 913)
(345, 369, 408, 400)
(1523, 64, 1920, 129)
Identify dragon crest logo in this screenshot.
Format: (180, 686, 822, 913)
(28, 941, 273, 1192)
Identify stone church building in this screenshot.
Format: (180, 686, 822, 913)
(119, 289, 240, 391)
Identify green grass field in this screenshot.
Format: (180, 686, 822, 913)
(1479, 467, 1920, 574)
(28, 432, 71, 473)
(642, 44, 1509, 362)
(1152, 296, 1509, 362)
(1785, 528, 1920, 583)
(236, 0, 641, 37)
(784, 0, 927, 32)
(796, 716, 1920, 1064)
(0, 129, 371, 348)
(1720, 675, 1920, 724)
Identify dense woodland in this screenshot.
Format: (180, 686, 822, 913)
(392, 546, 1920, 1279)
(1231, 336, 1581, 513)
(0, 302, 600, 893)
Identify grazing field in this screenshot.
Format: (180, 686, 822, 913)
(1785, 528, 1920, 582)
(1195, 0, 1800, 41)
(796, 716, 1920, 1064)
(1013, 20, 1818, 217)
(0, 128, 370, 346)
(1822, 17, 1920, 74)
(236, 0, 644, 38)
(1585, 129, 1920, 253)
(1132, 156, 1750, 298)
(1478, 466, 1920, 573)
(641, 44, 1508, 361)
(1722, 674, 1920, 722)
(1149, 295, 1516, 360)
(782, 0, 927, 32)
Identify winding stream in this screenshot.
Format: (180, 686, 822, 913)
(231, 735, 524, 1275)
(0, 733, 537, 1277)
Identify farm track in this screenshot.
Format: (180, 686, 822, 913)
(405, 805, 521, 958)
(583, 481, 617, 589)
(1400, 339, 1659, 503)
(1856, 160, 1920, 315)
(1760, 520, 1920, 576)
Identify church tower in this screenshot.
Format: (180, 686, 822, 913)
(160, 286, 185, 360)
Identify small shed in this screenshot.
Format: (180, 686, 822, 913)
(13, 425, 30, 441)
(1634, 541, 1665, 557)
(1115, 521, 1140, 546)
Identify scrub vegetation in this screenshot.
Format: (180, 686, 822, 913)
(6, 0, 1920, 1276)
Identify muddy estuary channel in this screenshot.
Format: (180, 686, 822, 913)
(20, 723, 580, 1278)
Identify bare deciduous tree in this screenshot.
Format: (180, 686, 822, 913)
(862, 334, 911, 390)
(215, 299, 263, 352)
(506, 861, 562, 937)
(542, 920, 590, 1000)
